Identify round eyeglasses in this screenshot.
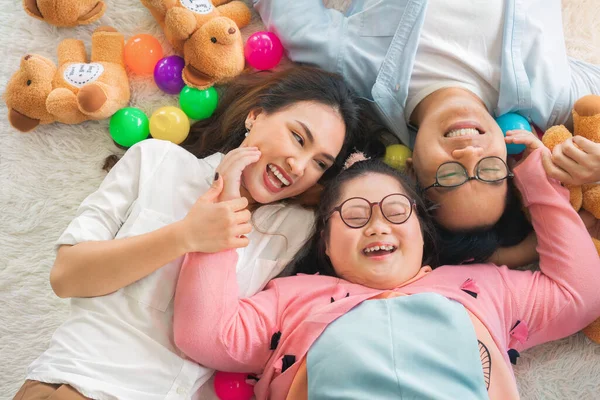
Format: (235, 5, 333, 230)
(327, 193, 416, 229)
(423, 156, 513, 192)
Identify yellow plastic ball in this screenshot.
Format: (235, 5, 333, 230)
(383, 144, 412, 171)
(149, 106, 190, 144)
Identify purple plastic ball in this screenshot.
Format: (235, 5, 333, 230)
(153, 55, 186, 95)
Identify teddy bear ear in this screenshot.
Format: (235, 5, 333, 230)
(182, 65, 216, 90)
(77, 1, 106, 25)
(23, 0, 44, 20)
(8, 108, 40, 132)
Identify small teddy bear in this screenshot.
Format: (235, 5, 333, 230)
(23, 0, 106, 27)
(141, 0, 252, 89)
(5, 26, 130, 132)
(542, 94, 600, 344)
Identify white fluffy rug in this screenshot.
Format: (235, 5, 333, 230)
(1, 0, 599, 399)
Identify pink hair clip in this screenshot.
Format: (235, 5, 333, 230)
(343, 151, 370, 170)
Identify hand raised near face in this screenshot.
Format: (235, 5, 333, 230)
(215, 147, 262, 202)
(504, 129, 545, 168)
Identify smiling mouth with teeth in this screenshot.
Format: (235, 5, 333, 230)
(266, 164, 291, 188)
(363, 245, 397, 256)
(444, 128, 483, 138)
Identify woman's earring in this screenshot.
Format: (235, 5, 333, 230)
(245, 130, 249, 137)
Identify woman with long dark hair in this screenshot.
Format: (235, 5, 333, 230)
(13, 65, 363, 400)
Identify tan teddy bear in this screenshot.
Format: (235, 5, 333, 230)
(542, 94, 600, 344)
(23, 0, 106, 27)
(4, 26, 130, 133)
(141, 0, 252, 89)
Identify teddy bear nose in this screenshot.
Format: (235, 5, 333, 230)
(228, 27, 236, 35)
(24, 55, 32, 61)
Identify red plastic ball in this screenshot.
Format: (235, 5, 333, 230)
(244, 31, 284, 70)
(213, 371, 254, 400)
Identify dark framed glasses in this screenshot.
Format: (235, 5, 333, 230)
(423, 156, 513, 192)
(328, 193, 416, 229)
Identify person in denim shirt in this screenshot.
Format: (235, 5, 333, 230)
(253, 0, 600, 265)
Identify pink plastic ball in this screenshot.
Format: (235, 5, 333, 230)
(244, 31, 284, 70)
(213, 371, 254, 400)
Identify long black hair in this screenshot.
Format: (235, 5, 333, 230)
(432, 181, 533, 265)
(289, 159, 439, 277)
(181, 65, 362, 182)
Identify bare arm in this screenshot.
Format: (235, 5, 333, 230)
(49, 141, 251, 299)
(488, 231, 538, 268)
(51, 221, 186, 298)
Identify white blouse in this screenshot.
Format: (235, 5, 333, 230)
(26, 139, 315, 400)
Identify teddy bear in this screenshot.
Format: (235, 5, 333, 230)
(542, 94, 600, 344)
(140, 0, 252, 89)
(4, 26, 130, 133)
(23, 0, 106, 27)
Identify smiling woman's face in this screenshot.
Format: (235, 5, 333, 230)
(240, 101, 346, 204)
(409, 87, 509, 231)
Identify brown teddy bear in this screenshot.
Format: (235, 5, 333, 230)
(141, 0, 252, 89)
(4, 26, 130, 133)
(23, 0, 106, 27)
(542, 94, 600, 344)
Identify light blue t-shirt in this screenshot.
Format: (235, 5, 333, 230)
(307, 293, 489, 399)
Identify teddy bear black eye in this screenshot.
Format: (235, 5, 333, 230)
(27, 80, 32, 86)
(210, 37, 217, 44)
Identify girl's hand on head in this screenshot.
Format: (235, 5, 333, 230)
(505, 129, 544, 167)
(215, 147, 261, 202)
(179, 175, 252, 253)
(542, 137, 600, 186)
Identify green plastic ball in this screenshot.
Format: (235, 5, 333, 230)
(109, 108, 150, 147)
(179, 86, 218, 120)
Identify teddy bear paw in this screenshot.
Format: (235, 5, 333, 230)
(77, 83, 108, 114)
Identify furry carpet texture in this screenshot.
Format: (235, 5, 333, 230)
(1, 0, 599, 399)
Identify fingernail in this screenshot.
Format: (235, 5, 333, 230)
(214, 172, 219, 181)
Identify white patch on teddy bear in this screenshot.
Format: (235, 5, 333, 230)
(63, 63, 105, 88)
(180, 0, 214, 14)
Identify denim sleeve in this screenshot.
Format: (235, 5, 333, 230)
(252, 0, 345, 73)
(569, 57, 600, 103)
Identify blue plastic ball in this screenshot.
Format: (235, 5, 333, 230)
(495, 113, 531, 155)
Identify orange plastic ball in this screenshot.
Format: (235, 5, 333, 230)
(124, 34, 163, 75)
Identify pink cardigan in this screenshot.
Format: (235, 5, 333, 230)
(174, 148, 600, 399)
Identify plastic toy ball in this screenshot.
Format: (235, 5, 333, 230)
(383, 144, 413, 171)
(213, 371, 254, 400)
(179, 86, 218, 120)
(244, 31, 284, 70)
(109, 107, 150, 147)
(495, 113, 531, 155)
(154, 55, 186, 95)
(124, 34, 163, 75)
(149, 106, 190, 145)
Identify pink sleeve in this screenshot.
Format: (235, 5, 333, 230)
(173, 251, 281, 373)
(500, 148, 600, 350)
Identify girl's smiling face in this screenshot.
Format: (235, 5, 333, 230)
(325, 173, 430, 289)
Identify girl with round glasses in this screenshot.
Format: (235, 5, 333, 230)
(172, 135, 600, 399)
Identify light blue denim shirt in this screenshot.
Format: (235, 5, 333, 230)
(254, 0, 600, 148)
